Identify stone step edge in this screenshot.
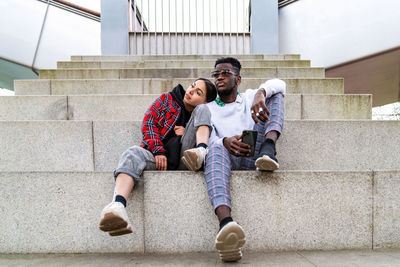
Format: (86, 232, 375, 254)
(71, 54, 302, 59)
(1, 170, 398, 253)
(40, 67, 325, 71)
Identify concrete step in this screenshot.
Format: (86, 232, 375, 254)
(0, 94, 372, 121)
(2, 250, 400, 266)
(71, 54, 301, 61)
(39, 67, 325, 79)
(57, 59, 311, 69)
(0, 170, 398, 253)
(1, 120, 399, 172)
(14, 78, 344, 96)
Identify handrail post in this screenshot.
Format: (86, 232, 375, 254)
(251, 0, 279, 54)
(101, 0, 129, 55)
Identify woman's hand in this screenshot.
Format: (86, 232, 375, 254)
(174, 126, 185, 136)
(251, 89, 270, 124)
(155, 155, 167, 170)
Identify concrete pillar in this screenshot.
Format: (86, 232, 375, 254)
(101, 0, 129, 55)
(250, 0, 279, 54)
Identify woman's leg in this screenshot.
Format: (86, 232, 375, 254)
(180, 104, 212, 170)
(99, 145, 155, 236)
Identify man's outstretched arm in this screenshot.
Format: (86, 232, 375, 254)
(251, 79, 286, 124)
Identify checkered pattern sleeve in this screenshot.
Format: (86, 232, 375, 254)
(141, 94, 168, 155)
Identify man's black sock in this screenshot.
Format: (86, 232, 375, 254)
(219, 216, 233, 231)
(257, 138, 278, 162)
(115, 195, 127, 207)
(196, 143, 208, 149)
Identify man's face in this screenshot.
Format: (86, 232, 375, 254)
(211, 63, 241, 96)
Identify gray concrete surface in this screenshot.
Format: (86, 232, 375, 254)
(91, 120, 400, 172)
(144, 171, 372, 252)
(2, 120, 400, 172)
(71, 54, 301, 61)
(14, 78, 344, 96)
(374, 171, 400, 249)
(39, 67, 325, 79)
(0, 121, 93, 171)
(0, 94, 371, 121)
(57, 59, 311, 69)
(0, 172, 144, 253)
(3, 249, 399, 267)
(0, 171, 390, 253)
(302, 94, 372, 119)
(0, 96, 68, 120)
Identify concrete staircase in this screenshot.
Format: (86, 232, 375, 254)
(1, 54, 399, 254)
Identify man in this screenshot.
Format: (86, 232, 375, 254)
(187, 57, 285, 262)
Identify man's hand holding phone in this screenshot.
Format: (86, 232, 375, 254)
(223, 135, 251, 157)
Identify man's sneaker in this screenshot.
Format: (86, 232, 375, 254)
(255, 138, 279, 171)
(99, 202, 132, 236)
(255, 155, 279, 171)
(215, 221, 246, 262)
(181, 147, 207, 171)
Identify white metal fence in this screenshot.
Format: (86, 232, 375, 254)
(128, 0, 251, 55)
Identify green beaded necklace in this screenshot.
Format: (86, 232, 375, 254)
(215, 92, 240, 107)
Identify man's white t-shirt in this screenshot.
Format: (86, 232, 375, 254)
(207, 78, 286, 146)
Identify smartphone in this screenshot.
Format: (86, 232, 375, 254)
(242, 130, 258, 157)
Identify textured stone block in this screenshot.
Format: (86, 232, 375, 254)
(68, 94, 298, 121)
(231, 171, 372, 251)
(39, 69, 121, 79)
(93, 121, 400, 172)
(14, 80, 50, 95)
(39, 68, 325, 79)
(93, 121, 142, 172)
(143, 171, 218, 252)
(68, 95, 151, 121)
(0, 96, 67, 120)
(373, 171, 400, 249)
(277, 67, 325, 78)
(143, 171, 372, 252)
(0, 172, 143, 253)
(13, 78, 343, 96)
(0, 121, 93, 171)
(302, 94, 372, 119)
(71, 54, 300, 61)
(58, 60, 310, 69)
(52, 79, 168, 95)
(278, 120, 400, 171)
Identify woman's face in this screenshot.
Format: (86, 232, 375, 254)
(183, 79, 207, 107)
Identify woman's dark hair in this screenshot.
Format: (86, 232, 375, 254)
(214, 57, 242, 74)
(196, 78, 217, 102)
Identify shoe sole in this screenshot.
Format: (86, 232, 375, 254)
(182, 150, 201, 171)
(109, 225, 133, 236)
(99, 212, 128, 232)
(215, 223, 246, 262)
(255, 155, 279, 171)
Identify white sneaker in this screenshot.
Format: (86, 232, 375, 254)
(215, 221, 246, 262)
(255, 155, 279, 171)
(99, 202, 132, 236)
(181, 147, 207, 171)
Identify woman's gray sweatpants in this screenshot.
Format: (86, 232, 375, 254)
(113, 104, 211, 182)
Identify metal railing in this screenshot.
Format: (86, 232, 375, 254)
(37, 0, 100, 21)
(128, 0, 251, 55)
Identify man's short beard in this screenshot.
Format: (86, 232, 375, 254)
(217, 86, 235, 97)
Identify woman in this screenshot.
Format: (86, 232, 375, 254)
(99, 78, 217, 236)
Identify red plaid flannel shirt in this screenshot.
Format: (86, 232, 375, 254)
(140, 92, 181, 155)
